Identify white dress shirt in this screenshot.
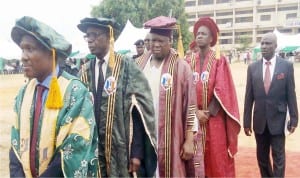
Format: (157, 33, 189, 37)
(143, 55, 163, 133)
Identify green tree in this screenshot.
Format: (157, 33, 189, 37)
(236, 35, 252, 51)
(90, 0, 192, 51)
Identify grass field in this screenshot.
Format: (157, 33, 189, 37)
(1, 61, 299, 177)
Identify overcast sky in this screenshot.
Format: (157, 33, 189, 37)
(0, 0, 100, 59)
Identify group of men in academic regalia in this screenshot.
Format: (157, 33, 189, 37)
(9, 10, 298, 178)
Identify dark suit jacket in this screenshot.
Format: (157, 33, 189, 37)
(243, 57, 298, 135)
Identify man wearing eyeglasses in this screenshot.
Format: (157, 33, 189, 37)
(77, 17, 157, 177)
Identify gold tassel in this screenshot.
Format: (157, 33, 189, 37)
(108, 25, 115, 69)
(46, 49, 63, 109)
(215, 33, 220, 60)
(177, 25, 184, 58)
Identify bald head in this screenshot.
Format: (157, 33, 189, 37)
(262, 33, 277, 45)
(260, 33, 277, 60)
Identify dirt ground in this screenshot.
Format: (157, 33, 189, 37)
(0, 61, 299, 177)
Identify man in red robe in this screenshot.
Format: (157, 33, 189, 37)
(185, 17, 241, 177)
(136, 16, 204, 177)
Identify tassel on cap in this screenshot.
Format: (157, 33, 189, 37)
(177, 24, 184, 58)
(215, 33, 220, 60)
(108, 25, 115, 69)
(46, 49, 63, 109)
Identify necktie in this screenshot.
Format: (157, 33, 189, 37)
(30, 84, 46, 177)
(264, 61, 271, 94)
(97, 59, 105, 94)
(94, 59, 105, 127)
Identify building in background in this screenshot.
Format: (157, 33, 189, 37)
(185, 0, 300, 51)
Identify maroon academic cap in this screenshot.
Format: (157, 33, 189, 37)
(144, 16, 177, 38)
(193, 17, 219, 47)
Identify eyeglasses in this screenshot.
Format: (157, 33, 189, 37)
(83, 32, 106, 41)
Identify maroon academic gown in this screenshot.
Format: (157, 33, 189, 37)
(186, 49, 241, 177)
(136, 49, 204, 177)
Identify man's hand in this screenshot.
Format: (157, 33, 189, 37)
(129, 158, 141, 173)
(180, 139, 194, 160)
(244, 128, 252, 136)
(196, 110, 209, 124)
(288, 126, 296, 134)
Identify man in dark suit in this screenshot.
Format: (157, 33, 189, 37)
(243, 32, 298, 177)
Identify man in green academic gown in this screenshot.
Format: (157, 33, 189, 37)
(77, 17, 157, 177)
(9, 16, 99, 177)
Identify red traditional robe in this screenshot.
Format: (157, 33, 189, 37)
(185, 49, 241, 177)
(136, 49, 204, 177)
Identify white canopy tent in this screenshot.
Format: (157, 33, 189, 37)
(276, 29, 300, 48)
(254, 29, 300, 52)
(252, 29, 300, 60)
(0, 39, 20, 59)
(115, 20, 149, 55)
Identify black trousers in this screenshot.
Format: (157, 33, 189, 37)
(255, 126, 285, 178)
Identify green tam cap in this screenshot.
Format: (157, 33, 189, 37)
(11, 16, 72, 58)
(77, 17, 120, 33)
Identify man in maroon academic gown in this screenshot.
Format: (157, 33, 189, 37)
(185, 17, 241, 177)
(136, 16, 204, 177)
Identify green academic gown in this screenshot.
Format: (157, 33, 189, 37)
(10, 71, 99, 177)
(79, 53, 157, 177)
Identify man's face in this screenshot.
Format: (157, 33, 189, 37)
(144, 34, 151, 51)
(85, 26, 109, 58)
(260, 34, 277, 60)
(136, 44, 145, 55)
(195, 26, 212, 49)
(150, 33, 171, 60)
(20, 35, 52, 82)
